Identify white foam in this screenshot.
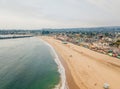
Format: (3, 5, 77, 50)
(41, 39, 69, 89)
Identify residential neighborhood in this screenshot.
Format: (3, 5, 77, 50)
(55, 30, 120, 59)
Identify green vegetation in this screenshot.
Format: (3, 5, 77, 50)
(111, 40, 120, 48)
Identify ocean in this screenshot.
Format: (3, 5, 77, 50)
(0, 37, 62, 89)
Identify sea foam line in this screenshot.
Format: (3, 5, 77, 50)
(41, 39, 69, 89)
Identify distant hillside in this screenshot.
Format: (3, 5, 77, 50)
(0, 26, 120, 35)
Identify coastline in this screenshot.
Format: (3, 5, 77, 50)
(40, 39, 68, 89)
(54, 46, 80, 89)
(39, 36, 120, 89)
(39, 37, 80, 89)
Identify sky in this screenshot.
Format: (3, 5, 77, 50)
(0, 0, 120, 29)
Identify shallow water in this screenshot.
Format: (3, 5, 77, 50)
(0, 37, 60, 89)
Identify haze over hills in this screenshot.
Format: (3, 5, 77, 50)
(0, 26, 120, 35)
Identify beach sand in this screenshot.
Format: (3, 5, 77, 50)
(39, 36, 120, 89)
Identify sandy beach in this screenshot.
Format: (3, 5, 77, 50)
(39, 36, 120, 89)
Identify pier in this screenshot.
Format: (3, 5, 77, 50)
(0, 35, 33, 39)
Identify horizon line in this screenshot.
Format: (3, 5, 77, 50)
(0, 26, 120, 30)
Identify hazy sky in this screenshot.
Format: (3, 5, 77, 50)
(0, 0, 120, 29)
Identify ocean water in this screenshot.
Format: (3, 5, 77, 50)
(0, 37, 60, 89)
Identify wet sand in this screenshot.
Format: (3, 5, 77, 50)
(40, 36, 120, 89)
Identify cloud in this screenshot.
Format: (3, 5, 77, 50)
(0, 0, 120, 29)
(86, 0, 120, 16)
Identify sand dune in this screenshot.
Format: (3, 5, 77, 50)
(40, 36, 120, 89)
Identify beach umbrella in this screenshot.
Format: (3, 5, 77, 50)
(108, 53, 113, 56)
(108, 50, 112, 53)
(113, 53, 118, 57)
(117, 55, 120, 59)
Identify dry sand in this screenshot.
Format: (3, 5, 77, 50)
(39, 36, 120, 89)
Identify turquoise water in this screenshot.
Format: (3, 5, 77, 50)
(0, 37, 60, 89)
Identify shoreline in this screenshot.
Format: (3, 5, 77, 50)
(39, 36, 120, 89)
(39, 37, 80, 89)
(40, 39, 68, 89)
(54, 46, 80, 89)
